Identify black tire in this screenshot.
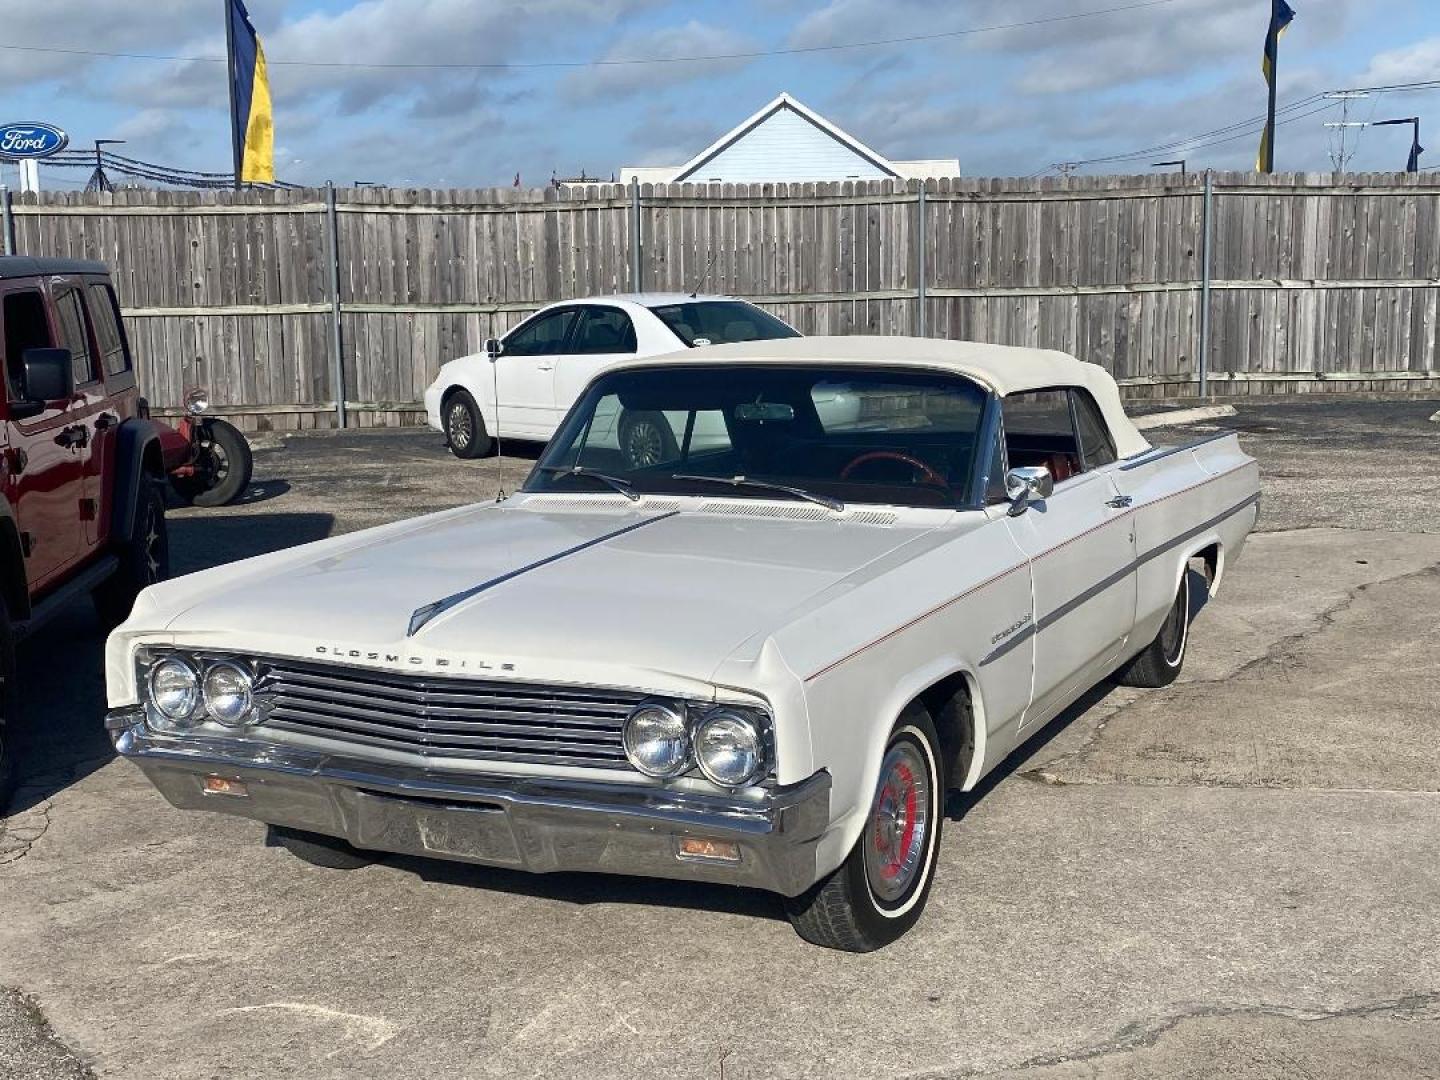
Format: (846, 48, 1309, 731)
(93, 480, 170, 629)
(268, 824, 376, 870)
(443, 390, 492, 459)
(1116, 570, 1191, 688)
(0, 596, 16, 815)
(170, 419, 253, 507)
(785, 705, 945, 952)
(617, 410, 677, 470)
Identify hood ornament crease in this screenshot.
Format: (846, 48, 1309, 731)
(405, 511, 679, 637)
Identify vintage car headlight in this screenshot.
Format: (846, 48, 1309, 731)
(147, 657, 201, 727)
(623, 701, 691, 778)
(202, 660, 255, 727)
(694, 709, 765, 788)
(184, 387, 210, 415)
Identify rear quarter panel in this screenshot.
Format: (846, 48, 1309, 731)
(1111, 434, 1260, 648)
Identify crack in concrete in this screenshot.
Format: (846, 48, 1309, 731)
(917, 992, 1440, 1079)
(0, 793, 53, 867)
(1023, 559, 1440, 788)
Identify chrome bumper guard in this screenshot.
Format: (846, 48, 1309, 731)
(108, 710, 831, 897)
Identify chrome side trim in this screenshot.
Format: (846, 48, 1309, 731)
(406, 511, 679, 636)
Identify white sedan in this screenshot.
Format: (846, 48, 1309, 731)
(423, 294, 802, 462)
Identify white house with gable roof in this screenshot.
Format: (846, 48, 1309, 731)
(618, 93, 959, 185)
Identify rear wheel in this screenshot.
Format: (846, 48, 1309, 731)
(443, 390, 492, 459)
(1116, 570, 1191, 688)
(268, 824, 376, 870)
(171, 419, 253, 507)
(618, 411, 677, 470)
(785, 706, 944, 952)
(93, 479, 169, 628)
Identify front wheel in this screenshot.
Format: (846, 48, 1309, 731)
(443, 390, 492, 459)
(93, 480, 170, 628)
(617, 411, 677, 470)
(171, 419, 253, 507)
(785, 706, 945, 952)
(1115, 570, 1191, 688)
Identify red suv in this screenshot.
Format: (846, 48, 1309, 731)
(0, 256, 171, 806)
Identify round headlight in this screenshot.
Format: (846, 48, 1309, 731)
(695, 709, 765, 788)
(623, 701, 691, 778)
(184, 387, 210, 415)
(202, 661, 254, 727)
(148, 658, 200, 726)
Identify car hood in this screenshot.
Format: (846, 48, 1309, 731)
(135, 496, 957, 692)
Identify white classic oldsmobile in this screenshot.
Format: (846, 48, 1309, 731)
(106, 337, 1259, 951)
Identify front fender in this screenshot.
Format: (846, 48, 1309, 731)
(107, 418, 167, 545)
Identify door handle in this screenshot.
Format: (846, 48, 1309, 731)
(537, 363, 555, 371)
(1106, 495, 1133, 509)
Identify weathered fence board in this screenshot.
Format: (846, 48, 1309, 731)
(4, 171, 1438, 429)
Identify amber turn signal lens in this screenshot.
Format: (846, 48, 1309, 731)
(202, 775, 248, 797)
(677, 837, 740, 862)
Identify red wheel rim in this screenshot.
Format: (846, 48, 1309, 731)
(865, 741, 931, 905)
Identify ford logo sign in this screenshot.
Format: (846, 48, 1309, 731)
(0, 122, 70, 160)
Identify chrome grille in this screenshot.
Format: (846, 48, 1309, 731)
(260, 658, 644, 769)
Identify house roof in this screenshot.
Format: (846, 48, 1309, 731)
(606, 335, 1150, 457)
(618, 93, 959, 184)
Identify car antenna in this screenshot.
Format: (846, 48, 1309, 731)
(688, 249, 720, 299)
(488, 341, 507, 501)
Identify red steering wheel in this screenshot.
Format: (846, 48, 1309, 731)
(839, 450, 948, 489)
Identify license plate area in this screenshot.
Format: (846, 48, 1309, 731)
(352, 789, 521, 864)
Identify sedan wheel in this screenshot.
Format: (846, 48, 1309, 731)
(442, 391, 492, 459)
(1116, 569, 1191, 688)
(618, 411, 677, 470)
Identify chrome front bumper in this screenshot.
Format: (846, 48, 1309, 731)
(109, 712, 831, 897)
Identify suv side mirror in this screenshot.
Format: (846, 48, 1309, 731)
(1005, 466, 1053, 516)
(483, 337, 503, 362)
(12, 348, 75, 419)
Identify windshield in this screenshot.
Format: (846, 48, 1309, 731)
(649, 301, 800, 347)
(526, 365, 989, 509)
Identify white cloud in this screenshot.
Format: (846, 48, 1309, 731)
(560, 21, 759, 101)
(1356, 36, 1440, 86)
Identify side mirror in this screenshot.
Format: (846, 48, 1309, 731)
(1005, 466, 1053, 516)
(483, 337, 503, 362)
(11, 348, 75, 418)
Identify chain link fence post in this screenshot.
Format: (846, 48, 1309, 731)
(324, 182, 347, 429)
(629, 179, 642, 292)
(915, 182, 928, 338)
(1, 187, 14, 256)
(1198, 170, 1214, 399)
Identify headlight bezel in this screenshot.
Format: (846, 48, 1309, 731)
(140, 650, 265, 731)
(622, 697, 772, 788)
(693, 707, 767, 789)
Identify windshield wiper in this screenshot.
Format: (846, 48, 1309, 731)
(535, 465, 639, 501)
(670, 474, 845, 512)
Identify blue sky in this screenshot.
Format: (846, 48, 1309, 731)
(1, 0, 1437, 190)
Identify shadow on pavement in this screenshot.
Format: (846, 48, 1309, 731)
(4, 511, 335, 817)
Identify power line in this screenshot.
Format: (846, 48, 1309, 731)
(0, 0, 1187, 71)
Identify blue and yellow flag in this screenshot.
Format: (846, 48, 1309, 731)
(1256, 0, 1296, 171)
(228, 0, 274, 183)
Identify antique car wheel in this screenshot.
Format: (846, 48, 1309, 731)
(267, 824, 377, 870)
(171, 419, 254, 507)
(784, 705, 944, 952)
(1116, 570, 1191, 688)
(93, 481, 170, 629)
(443, 390, 492, 459)
(618, 411, 677, 470)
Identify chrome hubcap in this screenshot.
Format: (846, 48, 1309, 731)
(447, 403, 473, 448)
(624, 421, 663, 468)
(865, 742, 931, 905)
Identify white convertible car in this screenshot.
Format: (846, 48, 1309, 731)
(106, 337, 1259, 951)
(422, 293, 802, 462)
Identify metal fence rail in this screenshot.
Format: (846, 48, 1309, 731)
(3, 171, 1438, 429)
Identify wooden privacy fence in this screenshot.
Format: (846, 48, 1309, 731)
(2, 171, 1438, 430)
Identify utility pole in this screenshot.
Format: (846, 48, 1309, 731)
(1323, 92, 1370, 170)
(85, 139, 125, 193)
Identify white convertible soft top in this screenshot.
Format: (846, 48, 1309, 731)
(614, 335, 1151, 458)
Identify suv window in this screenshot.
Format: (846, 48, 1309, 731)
(87, 283, 132, 377)
(54, 287, 97, 386)
(1071, 388, 1117, 468)
(570, 307, 637, 355)
(2, 290, 55, 400)
(649, 301, 799, 347)
(504, 308, 578, 357)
